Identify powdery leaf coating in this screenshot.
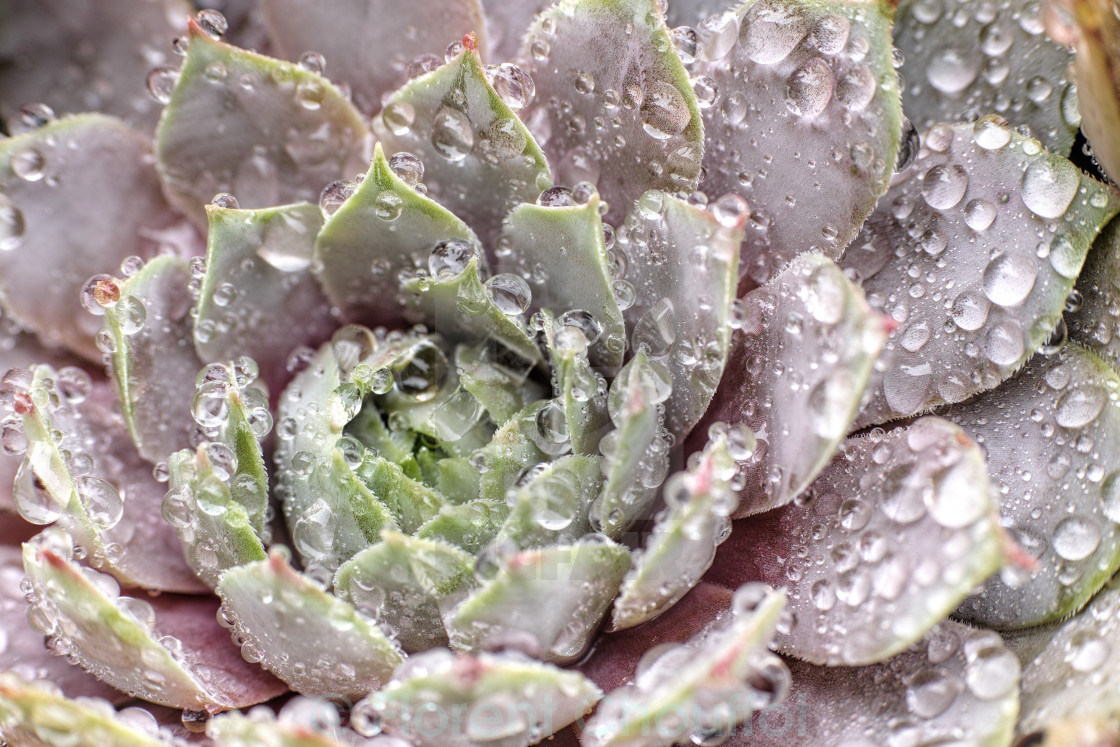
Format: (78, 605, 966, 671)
(216, 549, 405, 701)
(841, 120, 1120, 428)
(315, 143, 479, 331)
(376, 50, 553, 249)
(448, 538, 632, 664)
(617, 191, 744, 442)
(21, 535, 284, 709)
(952, 343, 1120, 629)
(1011, 572, 1120, 741)
(1069, 211, 1120, 367)
(481, 0, 552, 62)
(0, 674, 172, 747)
(743, 622, 1020, 747)
(0, 0, 188, 131)
(104, 256, 201, 465)
(0, 114, 190, 362)
(362, 650, 602, 747)
(709, 417, 1003, 666)
(15, 366, 205, 593)
(894, 0, 1079, 155)
(260, 0, 486, 115)
(609, 435, 739, 632)
(498, 196, 626, 371)
(334, 530, 477, 652)
(523, 0, 703, 223)
(695, 253, 887, 518)
(155, 21, 370, 226)
(197, 203, 335, 395)
(696, 0, 901, 287)
(583, 586, 787, 747)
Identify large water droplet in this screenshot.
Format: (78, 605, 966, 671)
(392, 342, 449, 401)
(640, 82, 691, 140)
(741, 0, 809, 64)
(921, 164, 969, 210)
(428, 238, 479, 278)
(785, 58, 833, 119)
(982, 253, 1037, 306)
(1052, 515, 1101, 561)
(1021, 156, 1079, 219)
(1055, 383, 1107, 428)
(431, 106, 474, 161)
(926, 47, 980, 93)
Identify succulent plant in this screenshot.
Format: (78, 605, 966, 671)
(1, 0, 1120, 744)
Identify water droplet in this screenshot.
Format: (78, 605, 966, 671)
(76, 476, 124, 529)
(320, 180, 355, 217)
(927, 47, 980, 93)
(950, 290, 990, 331)
(0, 198, 25, 252)
(80, 275, 121, 316)
(983, 253, 1037, 306)
(388, 152, 424, 186)
(1021, 156, 1079, 219)
(484, 274, 531, 315)
(13, 458, 60, 524)
(973, 115, 1012, 149)
(905, 669, 962, 719)
(983, 320, 1025, 366)
(115, 295, 147, 336)
(298, 51, 326, 75)
(710, 193, 748, 227)
(11, 148, 45, 182)
(632, 298, 677, 356)
(896, 118, 920, 171)
(921, 164, 969, 210)
(741, 0, 809, 64)
(558, 309, 602, 346)
(785, 58, 833, 118)
(428, 238, 479, 278)
(489, 63, 535, 111)
(1055, 383, 1107, 428)
(431, 106, 474, 161)
(191, 381, 231, 427)
(382, 101, 416, 136)
(641, 82, 691, 140)
(392, 341, 448, 401)
(1053, 515, 1101, 561)
(671, 26, 700, 63)
(1100, 471, 1120, 522)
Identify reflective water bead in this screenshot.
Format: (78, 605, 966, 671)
(388, 152, 424, 186)
(489, 63, 535, 111)
(484, 274, 532, 315)
(392, 342, 449, 401)
(195, 9, 228, 39)
(538, 186, 575, 207)
(319, 180, 355, 217)
(428, 238, 479, 278)
(80, 275, 121, 316)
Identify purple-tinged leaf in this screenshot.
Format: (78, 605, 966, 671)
(953, 343, 1120, 629)
(260, 0, 486, 115)
(481, 0, 552, 62)
(0, 114, 194, 362)
(696, 0, 901, 287)
(155, 19, 370, 226)
(842, 120, 1119, 428)
(523, 0, 702, 223)
(1069, 216, 1120, 367)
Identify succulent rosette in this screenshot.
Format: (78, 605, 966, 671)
(0, 0, 1120, 745)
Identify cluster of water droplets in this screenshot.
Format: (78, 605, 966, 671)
(0, 104, 62, 256)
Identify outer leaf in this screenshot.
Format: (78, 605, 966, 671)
(498, 196, 626, 371)
(0, 114, 190, 361)
(155, 20, 370, 225)
(583, 586, 787, 747)
(334, 531, 478, 652)
(14, 366, 205, 593)
(953, 343, 1120, 629)
(0, 0, 188, 131)
(523, 0, 703, 222)
(482, 0, 552, 61)
(695, 253, 887, 518)
(618, 192, 744, 441)
(697, 0, 901, 284)
(208, 709, 351, 747)
(22, 534, 284, 709)
(197, 203, 334, 395)
(402, 255, 542, 365)
(315, 142, 479, 330)
(841, 120, 1120, 427)
(362, 650, 602, 747)
(217, 549, 405, 700)
(745, 622, 1020, 747)
(0, 674, 171, 747)
(448, 538, 632, 664)
(1070, 215, 1120, 367)
(104, 256, 201, 464)
(894, 0, 1079, 154)
(1011, 572, 1120, 741)
(260, 0, 486, 115)
(609, 434, 738, 632)
(708, 417, 1003, 666)
(376, 49, 552, 248)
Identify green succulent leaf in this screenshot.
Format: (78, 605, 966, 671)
(164, 446, 268, 589)
(360, 650, 602, 747)
(584, 585, 787, 747)
(0, 114, 189, 362)
(22, 532, 284, 709)
(0, 673, 171, 747)
(540, 310, 611, 456)
(259, 0, 487, 115)
(523, 0, 703, 222)
(415, 499, 509, 552)
(0, 0, 188, 131)
(748, 622, 1020, 746)
(1010, 571, 1120, 741)
(154, 20, 370, 225)
(402, 255, 542, 366)
(497, 454, 603, 549)
(448, 537, 631, 664)
(712, 417, 1004, 665)
(842, 120, 1120, 428)
(197, 202, 334, 392)
(334, 530, 478, 652)
(499, 195, 626, 371)
(457, 343, 549, 426)
(595, 352, 671, 540)
(894, 0, 1079, 155)
(207, 708, 350, 747)
(13, 365, 205, 593)
(698, 253, 887, 518)
(315, 142, 481, 329)
(376, 49, 552, 248)
(103, 255, 202, 465)
(697, 0, 901, 283)
(952, 343, 1120, 629)
(353, 455, 447, 534)
(472, 402, 552, 503)
(609, 433, 739, 632)
(216, 549, 405, 700)
(1070, 216, 1120, 367)
(617, 191, 744, 441)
